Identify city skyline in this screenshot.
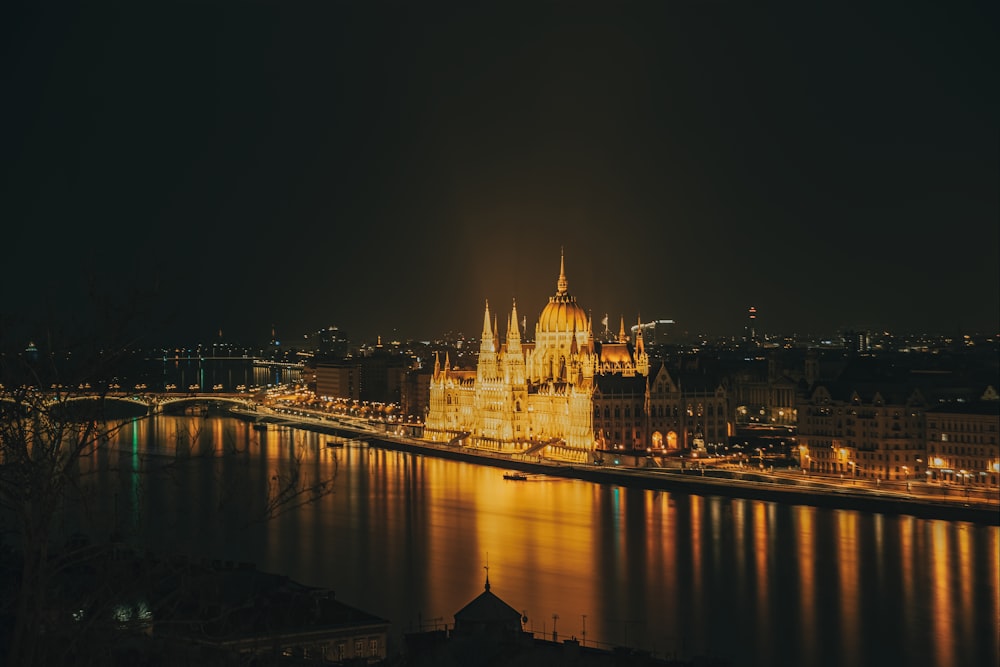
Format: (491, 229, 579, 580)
(3, 3, 997, 347)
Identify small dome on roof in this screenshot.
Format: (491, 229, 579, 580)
(598, 342, 633, 365)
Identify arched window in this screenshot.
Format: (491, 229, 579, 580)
(666, 431, 678, 449)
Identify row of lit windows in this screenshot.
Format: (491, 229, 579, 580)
(934, 432, 996, 445)
(928, 420, 998, 433)
(856, 453, 916, 462)
(929, 444, 996, 457)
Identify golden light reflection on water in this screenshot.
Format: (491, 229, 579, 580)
(988, 529, 1000, 663)
(899, 516, 916, 656)
(82, 417, 1000, 666)
(836, 511, 860, 666)
(643, 489, 672, 647)
(794, 506, 816, 667)
(732, 498, 747, 605)
(662, 490, 678, 646)
(957, 525, 974, 655)
(470, 470, 600, 641)
(873, 513, 884, 585)
(929, 521, 953, 667)
(689, 494, 705, 651)
(691, 494, 703, 606)
(752, 502, 771, 664)
(710, 498, 722, 573)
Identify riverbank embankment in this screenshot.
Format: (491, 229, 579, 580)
(239, 410, 1000, 526)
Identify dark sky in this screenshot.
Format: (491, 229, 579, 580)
(3, 2, 998, 346)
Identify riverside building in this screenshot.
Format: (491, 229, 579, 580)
(424, 253, 728, 462)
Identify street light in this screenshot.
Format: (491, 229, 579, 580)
(902, 465, 910, 491)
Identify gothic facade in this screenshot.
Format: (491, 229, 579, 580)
(425, 254, 727, 462)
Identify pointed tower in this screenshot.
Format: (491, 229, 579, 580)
(557, 246, 568, 295)
(502, 299, 527, 439)
(433, 350, 441, 380)
(481, 301, 494, 349)
(569, 320, 583, 385)
(618, 316, 627, 343)
(582, 314, 595, 382)
(635, 316, 649, 376)
(478, 300, 498, 382)
(503, 301, 527, 388)
(509, 300, 522, 346)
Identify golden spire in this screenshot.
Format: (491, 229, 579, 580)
(481, 300, 492, 339)
(556, 247, 568, 296)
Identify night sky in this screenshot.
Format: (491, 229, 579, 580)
(3, 2, 998, 346)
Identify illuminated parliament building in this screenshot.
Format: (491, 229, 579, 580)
(424, 253, 729, 462)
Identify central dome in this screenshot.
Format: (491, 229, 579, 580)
(538, 294, 589, 333)
(537, 252, 588, 334)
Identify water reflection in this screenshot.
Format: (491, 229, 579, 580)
(899, 516, 917, 663)
(930, 521, 953, 666)
(71, 416, 1000, 667)
(795, 506, 816, 667)
(752, 501, 771, 665)
(837, 511, 860, 666)
(689, 494, 704, 654)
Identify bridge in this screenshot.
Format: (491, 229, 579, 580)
(149, 393, 258, 413)
(15, 392, 262, 416)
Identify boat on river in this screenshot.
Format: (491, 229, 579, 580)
(503, 472, 528, 481)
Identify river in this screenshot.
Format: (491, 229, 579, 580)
(75, 414, 999, 667)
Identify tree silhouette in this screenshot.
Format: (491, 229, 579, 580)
(0, 315, 336, 665)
